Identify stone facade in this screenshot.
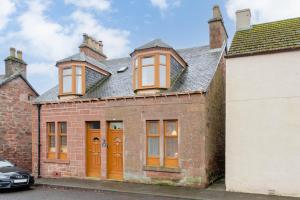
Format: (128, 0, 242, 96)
(0, 77, 37, 171)
(32, 57, 225, 187)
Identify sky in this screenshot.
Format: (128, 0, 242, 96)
(0, 0, 299, 94)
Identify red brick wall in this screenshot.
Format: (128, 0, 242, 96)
(32, 94, 212, 187)
(0, 77, 37, 171)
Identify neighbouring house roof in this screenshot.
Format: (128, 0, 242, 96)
(36, 42, 225, 103)
(0, 73, 39, 96)
(227, 17, 300, 58)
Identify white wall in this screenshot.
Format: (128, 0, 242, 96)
(226, 50, 300, 197)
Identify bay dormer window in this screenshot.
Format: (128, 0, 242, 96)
(133, 53, 171, 92)
(59, 65, 86, 97)
(131, 39, 188, 95)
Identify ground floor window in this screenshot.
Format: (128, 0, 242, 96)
(46, 121, 68, 160)
(47, 122, 56, 159)
(164, 120, 179, 168)
(58, 122, 67, 160)
(146, 120, 179, 168)
(146, 121, 160, 167)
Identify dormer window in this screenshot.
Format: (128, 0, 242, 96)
(133, 53, 170, 91)
(131, 39, 188, 94)
(59, 65, 85, 96)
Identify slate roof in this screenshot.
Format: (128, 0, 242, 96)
(36, 43, 225, 103)
(228, 17, 300, 58)
(134, 39, 173, 51)
(57, 52, 111, 73)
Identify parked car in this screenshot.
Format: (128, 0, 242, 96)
(0, 158, 34, 189)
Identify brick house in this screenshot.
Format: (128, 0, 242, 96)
(0, 48, 38, 171)
(32, 6, 227, 187)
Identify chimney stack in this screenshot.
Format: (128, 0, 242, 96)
(5, 47, 27, 78)
(79, 33, 107, 61)
(236, 9, 251, 31)
(208, 5, 228, 49)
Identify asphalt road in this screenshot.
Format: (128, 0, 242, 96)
(0, 187, 186, 200)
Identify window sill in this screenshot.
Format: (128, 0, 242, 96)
(143, 166, 181, 173)
(44, 159, 70, 164)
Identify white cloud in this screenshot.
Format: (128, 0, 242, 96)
(150, 0, 181, 11)
(2, 0, 130, 79)
(226, 0, 300, 23)
(65, 0, 111, 11)
(0, 0, 16, 30)
(71, 10, 130, 58)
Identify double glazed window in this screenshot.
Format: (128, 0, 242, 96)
(61, 65, 84, 95)
(134, 53, 169, 90)
(146, 120, 179, 168)
(46, 122, 68, 160)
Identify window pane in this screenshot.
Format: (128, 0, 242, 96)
(148, 137, 159, 156)
(63, 67, 72, 75)
(76, 66, 82, 75)
(160, 65, 166, 87)
(165, 121, 177, 136)
(147, 121, 159, 135)
(135, 58, 138, 66)
(160, 55, 166, 65)
(49, 136, 56, 152)
(60, 136, 67, 153)
(142, 66, 154, 86)
(165, 137, 178, 158)
(76, 76, 82, 94)
(48, 123, 55, 134)
(59, 122, 67, 134)
(142, 57, 154, 65)
(110, 122, 123, 130)
(63, 76, 72, 93)
(88, 122, 100, 129)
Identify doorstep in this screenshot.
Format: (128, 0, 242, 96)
(35, 178, 299, 200)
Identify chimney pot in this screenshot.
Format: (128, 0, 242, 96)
(17, 50, 23, 60)
(10, 47, 16, 57)
(236, 9, 251, 31)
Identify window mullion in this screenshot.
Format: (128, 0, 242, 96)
(160, 120, 164, 167)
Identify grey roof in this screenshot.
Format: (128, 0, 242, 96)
(57, 52, 111, 73)
(134, 39, 173, 51)
(0, 73, 39, 95)
(36, 44, 224, 103)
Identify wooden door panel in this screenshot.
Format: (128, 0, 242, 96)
(86, 128, 101, 178)
(108, 127, 123, 180)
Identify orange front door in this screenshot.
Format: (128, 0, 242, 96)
(86, 122, 101, 178)
(107, 122, 123, 180)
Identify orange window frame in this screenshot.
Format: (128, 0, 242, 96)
(58, 122, 67, 160)
(164, 120, 179, 168)
(135, 53, 170, 90)
(47, 122, 56, 159)
(59, 65, 86, 96)
(146, 120, 160, 167)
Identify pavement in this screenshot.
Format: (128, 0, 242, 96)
(0, 187, 185, 200)
(34, 178, 300, 200)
